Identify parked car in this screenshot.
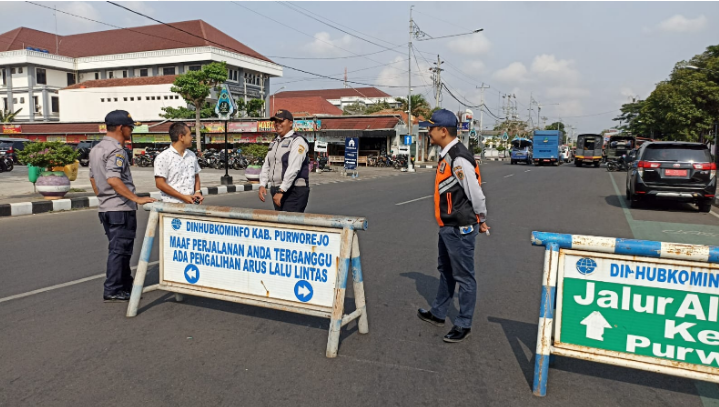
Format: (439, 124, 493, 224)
(0, 138, 31, 163)
(77, 140, 102, 166)
(559, 145, 571, 163)
(625, 141, 716, 212)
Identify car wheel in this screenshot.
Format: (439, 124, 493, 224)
(629, 193, 641, 209)
(698, 201, 712, 213)
(575, 161, 581, 167)
(594, 161, 600, 168)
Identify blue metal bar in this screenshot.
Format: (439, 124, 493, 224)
(533, 242, 559, 397)
(144, 202, 367, 231)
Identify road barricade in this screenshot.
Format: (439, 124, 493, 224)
(126, 202, 369, 358)
(531, 231, 719, 396)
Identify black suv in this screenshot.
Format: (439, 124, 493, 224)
(77, 140, 102, 166)
(0, 139, 29, 163)
(626, 142, 716, 212)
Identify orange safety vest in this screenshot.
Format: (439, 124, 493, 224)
(434, 142, 482, 227)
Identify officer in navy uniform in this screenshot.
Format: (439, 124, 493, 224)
(258, 109, 311, 212)
(416, 109, 490, 343)
(89, 110, 156, 302)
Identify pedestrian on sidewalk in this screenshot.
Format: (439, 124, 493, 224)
(416, 109, 490, 343)
(258, 109, 311, 212)
(153, 122, 203, 205)
(89, 110, 156, 303)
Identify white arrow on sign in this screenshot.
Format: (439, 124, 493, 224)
(186, 268, 197, 279)
(581, 311, 611, 341)
(298, 284, 310, 297)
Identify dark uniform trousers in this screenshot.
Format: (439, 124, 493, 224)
(99, 211, 137, 295)
(270, 186, 310, 213)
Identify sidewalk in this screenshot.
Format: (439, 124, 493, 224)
(0, 164, 426, 217)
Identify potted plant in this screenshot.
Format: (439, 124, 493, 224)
(241, 144, 268, 183)
(17, 142, 79, 200)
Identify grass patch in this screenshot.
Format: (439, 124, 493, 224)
(68, 188, 86, 193)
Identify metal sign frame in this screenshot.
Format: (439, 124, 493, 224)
(126, 202, 369, 358)
(531, 231, 719, 396)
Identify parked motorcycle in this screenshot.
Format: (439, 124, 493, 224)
(606, 154, 628, 172)
(0, 155, 13, 172)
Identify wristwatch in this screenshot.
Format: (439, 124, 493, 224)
(195, 190, 202, 195)
(278, 188, 286, 194)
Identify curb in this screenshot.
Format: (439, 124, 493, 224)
(0, 183, 261, 217)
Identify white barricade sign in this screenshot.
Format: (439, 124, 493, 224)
(530, 231, 719, 396)
(127, 202, 369, 358)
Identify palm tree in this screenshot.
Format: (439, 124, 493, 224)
(0, 108, 23, 123)
(394, 95, 431, 119)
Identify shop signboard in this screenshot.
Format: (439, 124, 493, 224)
(2, 125, 21, 134)
(258, 121, 275, 132)
(314, 141, 328, 153)
(228, 122, 258, 133)
(133, 125, 150, 134)
(98, 124, 107, 133)
(47, 136, 66, 142)
(232, 134, 274, 144)
(204, 123, 225, 133)
(294, 120, 317, 132)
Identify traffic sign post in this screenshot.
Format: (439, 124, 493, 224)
(344, 137, 358, 178)
(215, 85, 236, 185)
(531, 231, 719, 396)
(127, 202, 370, 358)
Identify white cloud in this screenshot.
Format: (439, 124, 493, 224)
(303, 32, 353, 57)
(376, 56, 432, 88)
(530, 54, 580, 83)
(545, 87, 590, 99)
(447, 33, 491, 56)
(461, 60, 486, 76)
(657, 14, 707, 33)
(493, 62, 529, 84)
(57, 2, 103, 33)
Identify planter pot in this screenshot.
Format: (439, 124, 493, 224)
(245, 165, 262, 183)
(27, 165, 42, 183)
(36, 171, 71, 200)
(50, 160, 79, 181)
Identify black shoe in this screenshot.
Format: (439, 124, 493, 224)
(443, 326, 471, 343)
(417, 308, 445, 326)
(103, 291, 131, 303)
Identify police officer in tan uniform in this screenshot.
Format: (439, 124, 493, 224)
(89, 110, 156, 302)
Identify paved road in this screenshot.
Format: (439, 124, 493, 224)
(1, 162, 719, 406)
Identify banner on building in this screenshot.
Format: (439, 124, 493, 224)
(204, 123, 225, 133)
(257, 121, 275, 132)
(232, 134, 274, 144)
(228, 122, 258, 133)
(47, 136, 66, 142)
(2, 125, 22, 134)
(98, 124, 107, 133)
(133, 125, 150, 133)
(294, 120, 317, 132)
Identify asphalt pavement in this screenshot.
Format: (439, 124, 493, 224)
(2, 162, 719, 406)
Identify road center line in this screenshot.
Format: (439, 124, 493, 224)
(395, 195, 432, 206)
(504, 174, 514, 178)
(0, 261, 160, 304)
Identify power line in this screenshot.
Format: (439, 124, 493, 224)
(106, 1, 426, 89)
(266, 48, 402, 60)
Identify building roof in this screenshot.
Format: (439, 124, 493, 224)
(269, 96, 343, 116)
(63, 76, 178, 90)
(369, 109, 424, 124)
(320, 116, 400, 131)
(0, 20, 273, 63)
(273, 87, 391, 100)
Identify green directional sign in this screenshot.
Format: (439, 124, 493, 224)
(556, 250, 719, 371)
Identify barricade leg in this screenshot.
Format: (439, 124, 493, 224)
(126, 210, 159, 318)
(326, 227, 354, 358)
(533, 242, 559, 396)
(351, 232, 369, 334)
(175, 294, 184, 302)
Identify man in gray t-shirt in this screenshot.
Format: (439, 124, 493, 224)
(89, 110, 156, 303)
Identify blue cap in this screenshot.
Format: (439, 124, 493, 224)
(419, 109, 458, 128)
(105, 110, 140, 127)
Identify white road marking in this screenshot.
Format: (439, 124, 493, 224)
(503, 174, 514, 178)
(395, 195, 433, 206)
(525, 170, 531, 172)
(710, 209, 719, 220)
(0, 261, 159, 304)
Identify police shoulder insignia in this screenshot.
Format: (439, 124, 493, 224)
(298, 145, 305, 154)
(116, 156, 124, 167)
(439, 161, 446, 174)
(454, 166, 465, 180)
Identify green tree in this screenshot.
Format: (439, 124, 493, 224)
(342, 102, 366, 115)
(395, 95, 431, 119)
(544, 122, 565, 131)
(170, 62, 228, 152)
(0, 107, 23, 123)
(236, 98, 265, 117)
(160, 102, 217, 120)
(365, 100, 393, 114)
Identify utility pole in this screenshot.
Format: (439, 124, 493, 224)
(406, 5, 415, 172)
(476, 83, 490, 141)
(429, 54, 444, 108)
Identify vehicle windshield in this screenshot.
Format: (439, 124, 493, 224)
(511, 139, 532, 150)
(642, 144, 712, 162)
(0, 142, 12, 149)
(578, 137, 601, 150)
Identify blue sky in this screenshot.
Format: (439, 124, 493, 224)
(3, 1, 719, 133)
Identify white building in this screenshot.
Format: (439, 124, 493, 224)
(0, 20, 282, 122)
(273, 87, 400, 111)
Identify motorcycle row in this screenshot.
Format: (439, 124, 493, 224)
(134, 147, 260, 170)
(605, 154, 629, 172)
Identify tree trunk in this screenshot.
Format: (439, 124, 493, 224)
(195, 103, 202, 153)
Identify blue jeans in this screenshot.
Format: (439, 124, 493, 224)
(430, 225, 478, 329)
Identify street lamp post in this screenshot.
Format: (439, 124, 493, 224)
(270, 86, 286, 117)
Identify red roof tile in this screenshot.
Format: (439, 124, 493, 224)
(63, 76, 178, 90)
(0, 20, 273, 63)
(273, 87, 391, 100)
(320, 116, 400, 130)
(369, 109, 424, 124)
(269, 96, 342, 116)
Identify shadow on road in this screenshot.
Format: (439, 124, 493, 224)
(488, 316, 701, 396)
(400, 271, 459, 319)
(603, 195, 700, 213)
